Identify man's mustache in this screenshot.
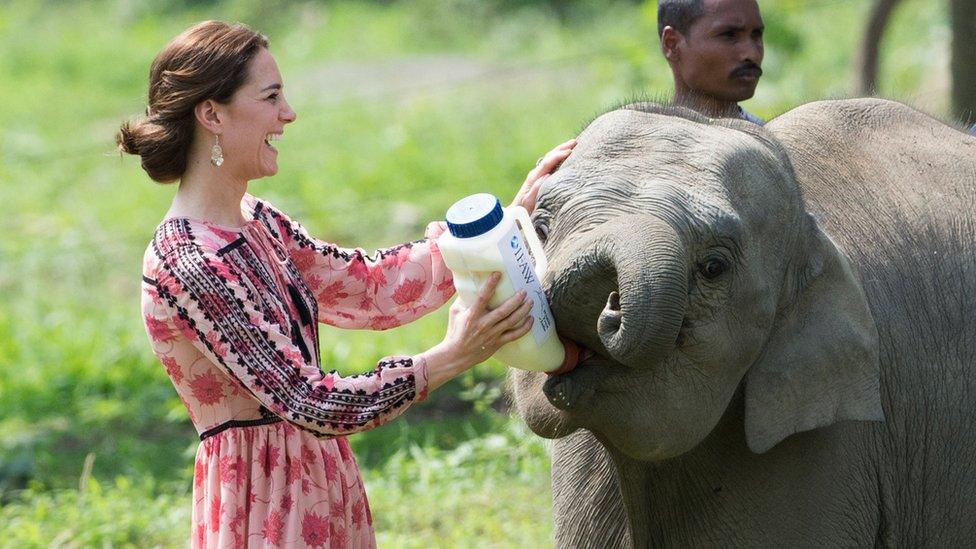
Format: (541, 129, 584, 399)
(730, 62, 763, 79)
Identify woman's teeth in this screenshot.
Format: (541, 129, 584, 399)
(264, 133, 281, 146)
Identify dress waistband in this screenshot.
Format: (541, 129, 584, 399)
(199, 416, 284, 441)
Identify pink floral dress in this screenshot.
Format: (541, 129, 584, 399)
(141, 194, 455, 548)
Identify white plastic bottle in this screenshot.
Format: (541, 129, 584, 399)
(438, 193, 568, 372)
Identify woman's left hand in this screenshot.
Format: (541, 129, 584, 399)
(512, 138, 576, 214)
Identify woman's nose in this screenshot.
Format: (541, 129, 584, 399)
(281, 98, 297, 123)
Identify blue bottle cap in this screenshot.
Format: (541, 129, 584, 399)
(445, 193, 504, 238)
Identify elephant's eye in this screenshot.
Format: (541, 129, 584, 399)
(699, 257, 730, 280)
(534, 222, 550, 243)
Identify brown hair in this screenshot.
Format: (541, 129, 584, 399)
(116, 21, 268, 183)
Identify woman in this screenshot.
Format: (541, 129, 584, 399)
(119, 20, 573, 548)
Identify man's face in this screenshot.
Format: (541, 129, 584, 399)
(667, 0, 765, 103)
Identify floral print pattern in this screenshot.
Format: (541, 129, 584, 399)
(141, 194, 454, 547)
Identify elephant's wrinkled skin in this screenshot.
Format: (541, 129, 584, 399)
(511, 99, 976, 547)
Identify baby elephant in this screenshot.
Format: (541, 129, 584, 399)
(512, 99, 976, 547)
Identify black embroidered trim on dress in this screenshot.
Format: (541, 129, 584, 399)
(216, 237, 247, 256)
(199, 416, 283, 440)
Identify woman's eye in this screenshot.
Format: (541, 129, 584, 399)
(267, 94, 279, 102)
(699, 257, 729, 280)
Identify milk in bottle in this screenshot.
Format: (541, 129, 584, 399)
(437, 193, 570, 373)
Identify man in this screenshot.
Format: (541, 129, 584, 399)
(658, 0, 766, 124)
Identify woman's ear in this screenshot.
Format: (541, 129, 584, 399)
(193, 99, 223, 134)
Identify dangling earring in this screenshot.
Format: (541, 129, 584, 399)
(210, 134, 224, 167)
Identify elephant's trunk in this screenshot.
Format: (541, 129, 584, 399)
(591, 217, 687, 368)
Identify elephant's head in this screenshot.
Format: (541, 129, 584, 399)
(512, 104, 883, 459)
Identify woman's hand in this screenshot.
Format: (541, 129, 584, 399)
(418, 272, 534, 391)
(512, 138, 577, 214)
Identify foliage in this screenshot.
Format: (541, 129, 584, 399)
(0, 421, 549, 547)
(365, 420, 552, 547)
(0, 474, 190, 547)
(0, 0, 948, 545)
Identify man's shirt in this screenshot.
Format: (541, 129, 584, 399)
(735, 105, 765, 126)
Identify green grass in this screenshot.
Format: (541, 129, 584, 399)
(0, 421, 550, 547)
(0, 0, 950, 545)
(0, 476, 191, 548)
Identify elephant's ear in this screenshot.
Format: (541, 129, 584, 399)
(744, 220, 884, 453)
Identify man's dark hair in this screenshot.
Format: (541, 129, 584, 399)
(657, 0, 705, 37)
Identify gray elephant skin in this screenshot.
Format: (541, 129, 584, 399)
(511, 98, 976, 547)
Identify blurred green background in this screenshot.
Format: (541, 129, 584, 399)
(0, 0, 952, 546)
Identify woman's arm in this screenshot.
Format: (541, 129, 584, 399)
(255, 199, 455, 330)
(149, 245, 534, 436)
(151, 243, 433, 437)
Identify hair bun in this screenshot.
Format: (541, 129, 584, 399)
(116, 119, 142, 156)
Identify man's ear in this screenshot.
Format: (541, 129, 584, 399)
(193, 99, 223, 134)
(660, 26, 682, 61)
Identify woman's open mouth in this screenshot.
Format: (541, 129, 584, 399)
(264, 132, 281, 151)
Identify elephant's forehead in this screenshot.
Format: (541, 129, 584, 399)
(550, 109, 796, 237)
(579, 110, 722, 152)
(570, 110, 788, 204)
(575, 109, 764, 170)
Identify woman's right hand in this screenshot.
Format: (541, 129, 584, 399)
(418, 272, 534, 391)
(512, 138, 576, 214)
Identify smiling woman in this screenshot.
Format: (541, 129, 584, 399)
(117, 22, 271, 184)
(196, 47, 295, 184)
(114, 19, 566, 548)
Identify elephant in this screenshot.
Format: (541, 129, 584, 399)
(511, 98, 976, 547)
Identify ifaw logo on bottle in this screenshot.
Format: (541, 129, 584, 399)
(499, 225, 554, 344)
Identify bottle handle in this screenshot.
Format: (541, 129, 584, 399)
(510, 205, 548, 278)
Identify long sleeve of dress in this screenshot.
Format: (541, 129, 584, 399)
(153, 241, 429, 437)
(254, 198, 456, 330)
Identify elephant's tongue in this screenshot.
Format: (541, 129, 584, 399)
(546, 338, 585, 376)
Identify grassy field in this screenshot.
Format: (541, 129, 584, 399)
(0, 0, 950, 546)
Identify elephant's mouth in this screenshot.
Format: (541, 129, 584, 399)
(542, 347, 619, 411)
(511, 343, 618, 439)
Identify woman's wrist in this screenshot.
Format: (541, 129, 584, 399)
(414, 341, 469, 392)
